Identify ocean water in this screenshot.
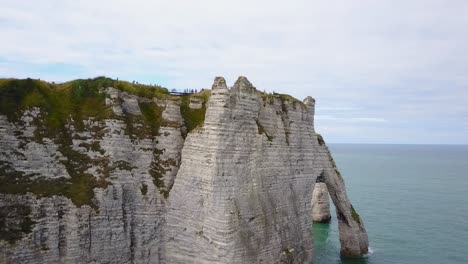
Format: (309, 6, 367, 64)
(312, 144, 468, 264)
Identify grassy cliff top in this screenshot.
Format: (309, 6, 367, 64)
(0, 77, 306, 213)
(0, 77, 179, 213)
(0, 76, 170, 96)
(258, 90, 305, 107)
(0, 76, 173, 122)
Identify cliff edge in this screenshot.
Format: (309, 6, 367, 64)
(0, 76, 368, 263)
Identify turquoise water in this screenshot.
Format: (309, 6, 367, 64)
(313, 144, 468, 264)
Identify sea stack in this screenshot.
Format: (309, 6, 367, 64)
(311, 174, 331, 223)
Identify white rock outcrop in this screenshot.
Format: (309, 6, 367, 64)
(0, 89, 184, 264)
(0, 76, 368, 263)
(311, 177, 331, 223)
(164, 77, 368, 263)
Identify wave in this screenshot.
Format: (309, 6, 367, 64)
(364, 247, 374, 257)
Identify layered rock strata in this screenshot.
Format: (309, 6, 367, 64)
(320, 145, 369, 257)
(0, 84, 184, 264)
(311, 175, 331, 223)
(0, 76, 368, 263)
(164, 77, 368, 263)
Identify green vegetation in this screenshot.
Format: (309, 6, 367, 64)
(0, 77, 185, 242)
(326, 151, 344, 181)
(334, 168, 344, 181)
(0, 204, 36, 244)
(79, 141, 105, 154)
(149, 163, 166, 194)
(120, 100, 166, 141)
(0, 135, 111, 210)
(114, 160, 136, 171)
(351, 205, 361, 224)
(276, 93, 302, 104)
(139, 101, 164, 137)
(0, 77, 114, 130)
(113, 79, 169, 99)
(180, 90, 210, 135)
(0, 97, 113, 208)
(259, 91, 304, 108)
(0, 77, 173, 208)
(0, 77, 170, 124)
(148, 148, 171, 199)
(0, 77, 214, 204)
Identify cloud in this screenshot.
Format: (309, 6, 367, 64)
(0, 0, 467, 144)
(316, 116, 388, 123)
(319, 107, 362, 111)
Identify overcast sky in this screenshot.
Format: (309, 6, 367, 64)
(1, 0, 467, 144)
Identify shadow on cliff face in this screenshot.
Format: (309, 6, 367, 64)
(312, 223, 369, 264)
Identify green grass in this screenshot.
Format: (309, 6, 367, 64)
(0, 77, 172, 208)
(0, 132, 111, 210)
(0, 76, 180, 241)
(259, 91, 304, 107)
(149, 165, 167, 198)
(0, 76, 170, 143)
(0, 76, 170, 124)
(0, 77, 113, 129)
(351, 205, 361, 224)
(0, 77, 213, 204)
(118, 100, 166, 142)
(180, 90, 210, 135)
(139, 101, 164, 137)
(149, 148, 170, 199)
(113, 79, 169, 99)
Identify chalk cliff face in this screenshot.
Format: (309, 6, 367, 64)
(0, 79, 184, 264)
(311, 176, 331, 223)
(0, 77, 368, 263)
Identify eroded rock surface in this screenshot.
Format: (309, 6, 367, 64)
(311, 176, 331, 223)
(164, 77, 368, 263)
(320, 144, 369, 257)
(0, 84, 186, 264)
(0, 76, 368, 263)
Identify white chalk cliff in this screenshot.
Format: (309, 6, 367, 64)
(0, 76, 368, 263)
(311, 176, 331, 223)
